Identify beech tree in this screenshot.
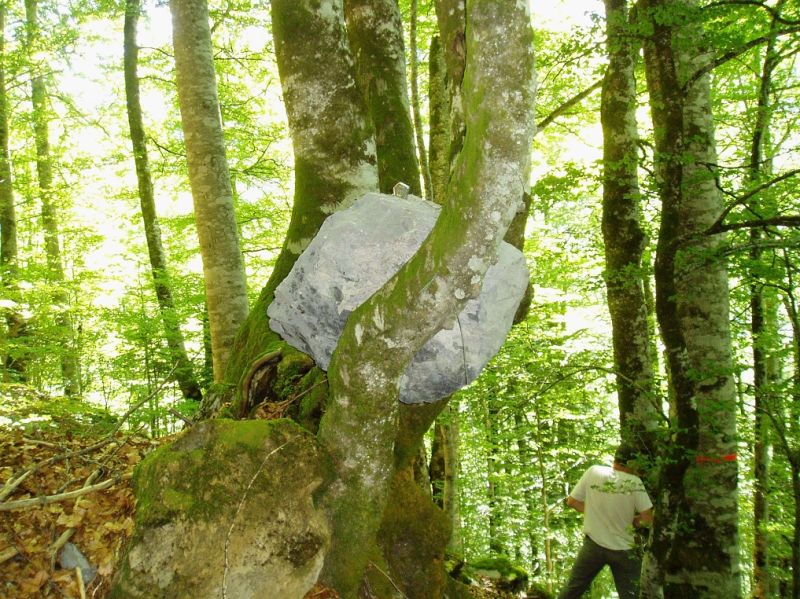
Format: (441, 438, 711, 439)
(0, 1, 25, 380)
(124, 0, 201, 401)
(642, 0, 741, 594)
(169, 0, 249, 381)
(600, 0, 660, 453)
(24, 0, 80, 395)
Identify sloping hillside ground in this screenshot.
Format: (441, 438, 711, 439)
(0, 386, 523, 599)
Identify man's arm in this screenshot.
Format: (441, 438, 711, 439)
(566, 495, 585, 513)
(633, 508, 653, 528)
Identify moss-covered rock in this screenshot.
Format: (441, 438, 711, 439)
(110, 419, 332, 599)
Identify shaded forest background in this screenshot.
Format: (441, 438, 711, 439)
(0, 0, 799, 597)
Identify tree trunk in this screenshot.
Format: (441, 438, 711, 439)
(343, 0, 420, 196)
(430, 402, 462, 555)
(169, 0, 249, 381)
(748, 7, 783, 595)
(317, 2, 535, 594)
(0, 4, 27, 381)
(642, 0, 741, 595)
(200, 0, 380, 414)
(601, 0, 660, 453)
(408, 0, 432, 200)
(782, 287, 800, 599)
(124, 0, 202, 402)
(24, 0, 80, 396)
(428, 35, 450, 209)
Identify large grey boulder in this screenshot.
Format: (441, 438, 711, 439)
(110, 419, 331, 599)
(268, 193, 529, 404)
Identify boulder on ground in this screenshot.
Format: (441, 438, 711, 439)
(110, 419, 331, 599)
(268, 193, 529, 404)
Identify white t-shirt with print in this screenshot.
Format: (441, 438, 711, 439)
(570, 464, 652, 551)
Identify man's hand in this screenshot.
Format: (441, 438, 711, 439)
(633, 508, 653, 528)
(566, 496, 585, 513)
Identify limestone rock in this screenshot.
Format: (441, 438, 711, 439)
(110, 419, 331, 599)
(268, 192, 529, 404)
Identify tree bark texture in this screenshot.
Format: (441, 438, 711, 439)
(0, 4, 27, 381)
(169, 0, 249, 382)
(642, 0, 740, 596)
(24, 0, 80, 396)
(601, 0, 660, 453)
(317, 1, 535, 594)
(124, 0, 202, 402)
(344, 0, 420, 196)
(433, 0, 466, 169)
(428, 35, 450, 207)
(206, 0, 380, 408)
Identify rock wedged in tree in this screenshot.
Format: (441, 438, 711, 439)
(267, 192, 529, 404)
(110, 419, 331, 599)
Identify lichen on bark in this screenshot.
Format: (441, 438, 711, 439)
(316, 2, 535, 595)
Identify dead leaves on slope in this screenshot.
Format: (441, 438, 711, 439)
(0, 428, 154, 598)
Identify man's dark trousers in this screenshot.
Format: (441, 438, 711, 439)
(557, 535, 642, 599)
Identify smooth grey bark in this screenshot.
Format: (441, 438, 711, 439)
(124, 0, 201, 402)
(642, 0, 740, 595)
(601, 0, 660, 452)
(169, 0, 249, 382)
(317, 2, 535, 595)
(24, 0, 80, 396)
(343, 0, 420, 196)
(201, 0, 379, 410)
(0, 3, 27, 381)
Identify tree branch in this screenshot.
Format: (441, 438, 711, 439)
(706, 168, 800, 233)
(536, 79, 603, 134)
(0, 476, 126, 512)
(684, 26, 800, 92)
(709, 215, 800, 233)
(703, 0, 800, 25)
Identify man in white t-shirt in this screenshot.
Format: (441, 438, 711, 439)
(557, 444, 653, 599)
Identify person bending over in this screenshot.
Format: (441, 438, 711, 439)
(557, 444, 653, 599)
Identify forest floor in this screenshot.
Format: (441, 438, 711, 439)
(0, 388, 520, 599)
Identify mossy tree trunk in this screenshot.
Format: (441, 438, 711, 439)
(642, 0, 741, 595)
(601, 0, 661, 454)
(316, 2, 535, 594)
(124, 0, 202, 402)
(196, 0, 380, 418)
(0, 3, 27, 381)
(24, 0, 80, 396)
(344, 0, 421, 196)
(169, 0, 249, 382)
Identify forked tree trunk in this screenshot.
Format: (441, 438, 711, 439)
(642, 0, 740, 595)
(124, 0, 201, 401)
(169, 0, 249, 381)
(24, 0, 80, 395)
(317, 2, 535, 594)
